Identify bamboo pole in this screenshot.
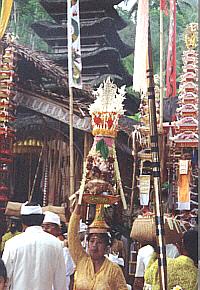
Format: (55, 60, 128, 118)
(130, 129, 140, 216)
(67, 0, 75, 198)
(69, 86, 75, 197)
(159, 9, 165, 183)
(83, 132, 89, 161)
(28, 152, 32, 202)
(147, 24, 167, 290)
(42, 139, 48, 206)
(159, 9, 164, 130)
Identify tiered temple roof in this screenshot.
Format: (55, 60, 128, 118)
(31, 0, 134, 87)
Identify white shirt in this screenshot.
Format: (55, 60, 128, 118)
(2, 226, 66, 290)
(135, 244, 180, 278)
(63, 247, 75, 290)
(135, 245, 154, 277)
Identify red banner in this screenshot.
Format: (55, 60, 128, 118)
(166, 0, 176, 98)
(160, 0, 168, 16)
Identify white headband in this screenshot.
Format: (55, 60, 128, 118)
(21, 201, 43, 215)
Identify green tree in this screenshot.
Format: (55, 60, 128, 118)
(8, 0, 51, 51)
(117, 0, 198, 81)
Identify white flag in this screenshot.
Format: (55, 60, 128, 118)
(132, 0, 149, 94)
(67, 0, 82, 89)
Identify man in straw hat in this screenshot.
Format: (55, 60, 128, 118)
(68, 202, 128, 289)
(2, 202, 66, 290)
(42, 211, 75, 290)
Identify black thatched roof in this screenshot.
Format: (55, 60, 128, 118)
(11, 41, 92, 105)
(31, 0, 135, 95)
(31, 17, 132, 57)
(40, 0, 126, 30)
(1, 41, 138, 134)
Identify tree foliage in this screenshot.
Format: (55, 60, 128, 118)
(118, 0, 198, 82)
(8, 0, 51, 51)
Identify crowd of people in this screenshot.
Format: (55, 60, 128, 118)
(0, 201, 198, 290)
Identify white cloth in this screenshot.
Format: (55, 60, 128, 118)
(166, 243, 179, 258)
(135, 244, 180, 278)
(21, 202, 43, 215)
(105, 253, 125, 267)
(63, 247, 75, 290)
(135, 245, 154, 277)
(2, 226, 66, 290)
(132, 0, 149, 94)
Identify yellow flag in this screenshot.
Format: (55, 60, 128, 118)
(0, 0, 13, 39)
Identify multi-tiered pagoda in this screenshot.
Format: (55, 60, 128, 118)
(31, 0, 133, 88)
(168, 23, 198, 225)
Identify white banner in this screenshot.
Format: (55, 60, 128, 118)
(67, 0, 82, 89)
(132, 0, 149, 94)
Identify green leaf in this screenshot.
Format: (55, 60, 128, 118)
(127, 112, 141, 122)
(96, 139, 104, 151)
(100, 144, 109, 160)
(96, 139, 109, 160)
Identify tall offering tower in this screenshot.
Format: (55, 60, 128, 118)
(78, 77, 127, 230)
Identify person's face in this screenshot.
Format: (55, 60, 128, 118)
(42, 223, 60, 237)
(88, 234, 107, 261)
(0, 277, 7, 290)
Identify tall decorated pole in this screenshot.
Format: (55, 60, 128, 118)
(147, 25, 167, 289)
(67, 0, 82, 196)
(0, 0, 15, 215)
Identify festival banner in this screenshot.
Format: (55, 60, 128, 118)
(67, 0, 82, 89)
(0, 0, 13, 39)
(166, 0, 176, 98)
(160, 0, 168, 16)
(133, 0, 149, 95)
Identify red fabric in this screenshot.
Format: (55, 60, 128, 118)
(160, 0, 168, 16)
(166, 0, 176, 97)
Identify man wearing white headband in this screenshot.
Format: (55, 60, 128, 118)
(2, 202, 66, 290)
(42, 211, 75, 290)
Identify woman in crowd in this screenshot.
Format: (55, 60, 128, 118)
(68, 203, 128, 290)
(144, 230, 198, 290)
